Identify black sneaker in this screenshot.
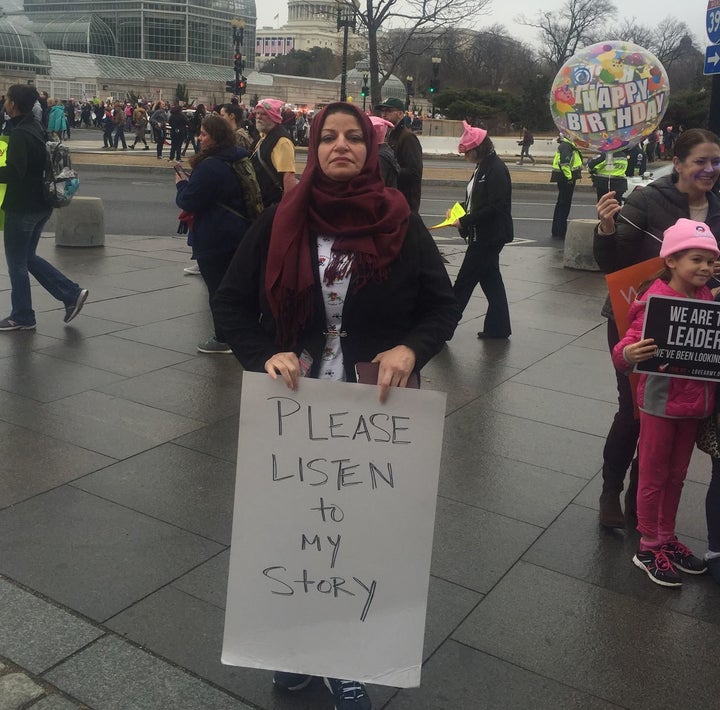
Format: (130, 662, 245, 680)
(632, 548, 682, 587)
(324, 678, 372, 710)
(272, 671, 313, 691)
(661, 538, 707, 575)
(64, 289, 89, 323)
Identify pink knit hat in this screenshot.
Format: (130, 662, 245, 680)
(660, 219, 719, 258)
(369, 115, 394, 145)
(458, 121, 487, 153)
(254, 98, 284, 124)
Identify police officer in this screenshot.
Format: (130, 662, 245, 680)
(588, 150, 628, 203)
(550, 133, 582, 239)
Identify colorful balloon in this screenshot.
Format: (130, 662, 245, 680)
(549, 41, 669, 152)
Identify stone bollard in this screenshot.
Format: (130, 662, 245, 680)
(563, 218, 600, 271)
(55, 196, 105, 247)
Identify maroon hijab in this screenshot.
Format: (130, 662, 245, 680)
(265, 102, 410, 346)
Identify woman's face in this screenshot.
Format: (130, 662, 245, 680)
(198, 127, 215, 151)
(673, 142, 720, 196)
(317, 111, 367, 182)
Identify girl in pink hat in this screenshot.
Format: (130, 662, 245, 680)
(612, 218, 719, 587)
(450, 121, 512, 339)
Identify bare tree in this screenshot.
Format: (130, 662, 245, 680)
(337, 0, 491, 107)
(611, 16, 699, 68)
(517, 0, 617, 72)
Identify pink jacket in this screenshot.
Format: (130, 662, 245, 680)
(612, 278, 716, 419)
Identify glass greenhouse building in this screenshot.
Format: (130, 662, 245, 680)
(17, 0, 256, 68)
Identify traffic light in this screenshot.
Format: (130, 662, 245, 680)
(361, 82, 368, 98)
(225, 79, 237, 94)
(237, 75, 247, 95)
(429, 80, 437, 94)
(233, 53, 243, 73)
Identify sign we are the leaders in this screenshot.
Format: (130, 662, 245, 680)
(222, 372, 447, 687)
(638, 295, 720, 381)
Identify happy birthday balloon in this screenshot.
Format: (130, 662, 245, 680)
(549, 41, 669, 152)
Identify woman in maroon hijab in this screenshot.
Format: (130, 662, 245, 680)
(213, 101, 457, 708)
(214, 102, 458, 404)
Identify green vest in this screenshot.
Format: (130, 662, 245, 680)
(591, 156, 628, 177)
(552, 138, 582, 181)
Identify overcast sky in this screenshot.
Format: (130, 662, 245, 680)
(256, 0, 710, 52)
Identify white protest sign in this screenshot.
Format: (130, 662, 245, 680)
(222, 371, 447, 687)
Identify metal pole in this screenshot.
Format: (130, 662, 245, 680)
(340, 24, 349, 102)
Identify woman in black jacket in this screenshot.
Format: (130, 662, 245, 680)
(450, 122, 513, 339)
(167, 104, 187, 162)
(593, 128, 720, 538)
(175, 115, 252, 353)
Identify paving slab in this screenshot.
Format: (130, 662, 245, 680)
(0, 578, 102, 674)
(385, 640, 621, 710)
(44, 635, 251, 710)
(453, 562, 720, 709)
(73, 443, 236, 544)
(0, 486, 223, 621)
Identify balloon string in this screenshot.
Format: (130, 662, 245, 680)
(617, 213, 663, 244)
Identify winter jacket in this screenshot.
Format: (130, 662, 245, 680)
(0, 113, 47, 212)
(47, 104, 68, 133)
(593, 174, 720, 318)
(612, 278, 716, 419)
(387, 122, 423, 212)
(212, 209, 460, 377)
(457, 151, 513, 247)
(175, 145, 251, 258)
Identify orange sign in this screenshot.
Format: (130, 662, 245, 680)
(605, 256, 664, 415)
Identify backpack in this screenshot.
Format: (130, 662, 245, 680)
(43, 141, 79, 209)
(229, 156, 264, 220)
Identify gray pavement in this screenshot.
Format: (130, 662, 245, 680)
(1, 137, 719, 710)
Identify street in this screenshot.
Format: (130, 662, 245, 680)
(76, 167, 599, 248)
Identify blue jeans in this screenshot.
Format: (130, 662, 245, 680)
(3, 209, 80, 325)
(113, 126, 127, 149)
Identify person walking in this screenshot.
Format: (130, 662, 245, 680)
(0, 85, 88, 331)
(368, 115, 399, 188)
(517, 126, 535, 165)
(212, 102, 458, 708)
(593, 128, 720, 531)
(612, 218, 717, 587)
(130, 103, 149, 150)
(150, 101, 168, 160)
(450, 121, 512, 339)
(112, 101, 127, 150)
(550, 133, 582, 239)
(168, 104, 187, 162)
(47, 98, 68, 142)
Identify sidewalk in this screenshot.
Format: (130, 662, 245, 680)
(63, 130, 570, 190)
(1, 136, 720, 710)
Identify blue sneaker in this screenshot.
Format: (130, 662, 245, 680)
(0, 317, 35, 331)
(272, 671, 313, 691)
(324, 677, 372, 710)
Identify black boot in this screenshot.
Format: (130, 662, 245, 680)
(599, 489, 625, 528)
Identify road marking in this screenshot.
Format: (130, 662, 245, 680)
(433, 236, 536, 245)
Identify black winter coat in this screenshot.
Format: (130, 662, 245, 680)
(212, 209, 459, 378)
(0, 114, 46, 212)
(457, 152, 513, 247)
(175, 145, 252, 258)
(593, 174, 720, 318)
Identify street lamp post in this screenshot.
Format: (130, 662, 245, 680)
(336, 1, 359, 102)
(430, 56, 441, 121)
(362, 71, 369, 111)
(405, 75, 414, 112)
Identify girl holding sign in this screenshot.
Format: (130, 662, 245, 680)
(612, 219, 718, 587)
